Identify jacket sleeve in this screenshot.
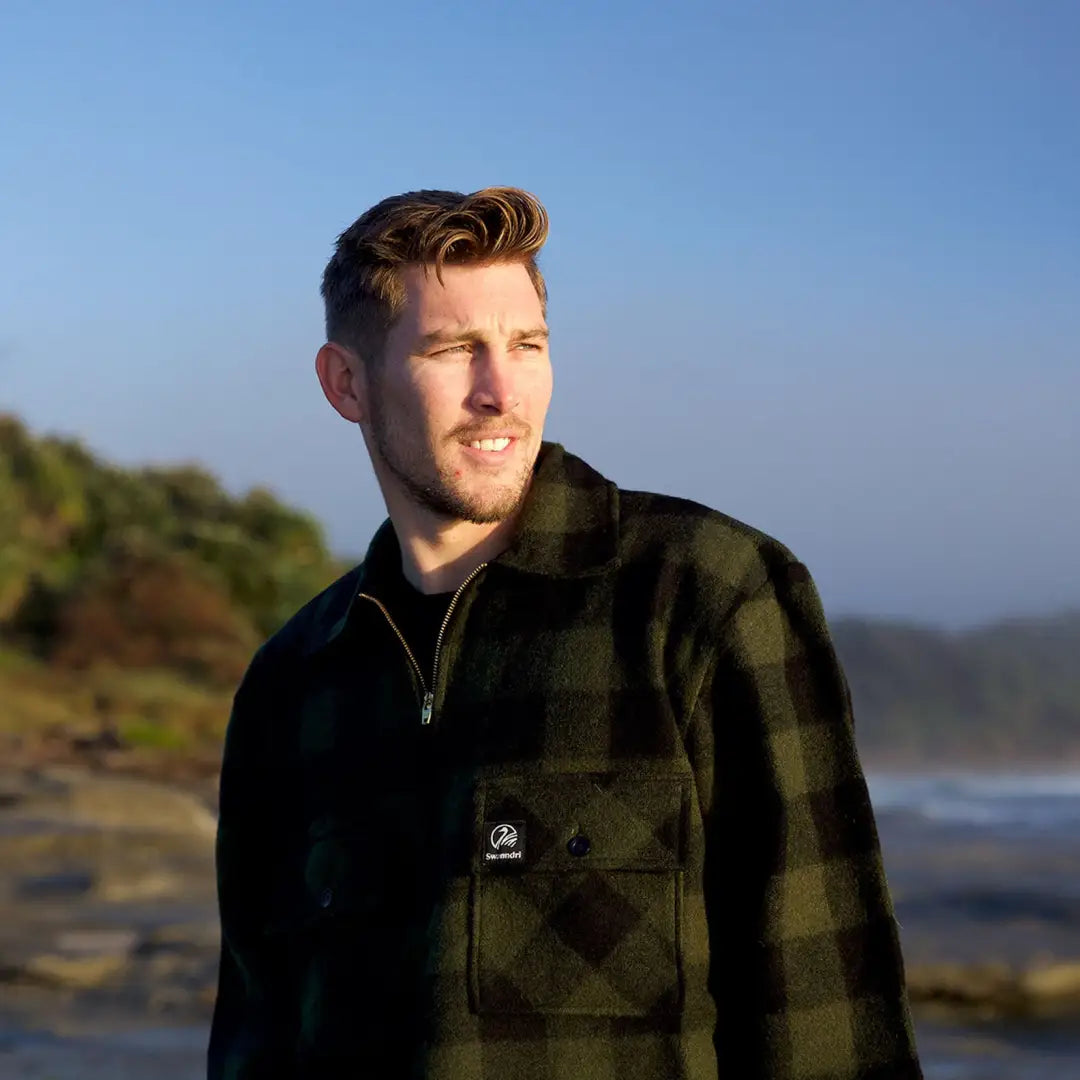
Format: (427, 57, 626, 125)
(694, 557, 922, 1079)
(207, 653, 294, 1080)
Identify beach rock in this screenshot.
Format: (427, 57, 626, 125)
(10, 929, 139, 989)
(1021, 961, 1080, 1002)
(908, 962, 1022, 1010)
(22, 951, 129, 989)
(137, 921, 221, 953)
(96, 868, 192, 903)
(907, 959, 1080, 1018)
(57, 930, 140, 953)
(0, 775, 28, 808)
(23, 767, 218, 838)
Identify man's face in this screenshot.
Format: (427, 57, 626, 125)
(361, 260, 552, 525)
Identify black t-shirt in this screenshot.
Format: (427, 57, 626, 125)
(376, 566, 454, 686)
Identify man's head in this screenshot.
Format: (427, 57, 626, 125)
(316, 187, 552, 527)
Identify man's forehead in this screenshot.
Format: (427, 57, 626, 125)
(402, 261, 536, 297)
(399, 262, 544, 326)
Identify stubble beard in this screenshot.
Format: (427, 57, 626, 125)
(368, 399, 534, 525)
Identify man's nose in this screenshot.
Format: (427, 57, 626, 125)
(468, 349, 520, 414)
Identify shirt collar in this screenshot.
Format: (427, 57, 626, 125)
(304, 441, 619, 656)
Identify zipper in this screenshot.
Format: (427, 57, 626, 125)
(358, 560, 488, 726)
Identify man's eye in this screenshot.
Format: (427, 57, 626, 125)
(515, 342, 542, 351)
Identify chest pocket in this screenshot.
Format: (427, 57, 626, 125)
(470, 773, 687, 1018)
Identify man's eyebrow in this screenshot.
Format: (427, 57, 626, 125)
(508, 326, 550, 343)
(417, 325, 549, 349)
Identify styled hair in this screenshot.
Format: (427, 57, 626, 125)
(321, 186, 549, 366)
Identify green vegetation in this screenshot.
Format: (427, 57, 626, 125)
(2, 412, 1077, 765)
(0, 413, 349, 750)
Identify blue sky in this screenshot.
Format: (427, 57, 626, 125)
(2, 1, 1077, 627)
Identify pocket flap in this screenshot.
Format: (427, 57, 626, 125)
(475, 773, 687, 872)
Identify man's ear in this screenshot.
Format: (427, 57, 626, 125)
(315, 341, 368, 424)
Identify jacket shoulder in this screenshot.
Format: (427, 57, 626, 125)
(245, 562, 364, 678)
(219, 564, 363, 784)
(616, 487, 805, 601)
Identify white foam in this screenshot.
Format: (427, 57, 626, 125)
(866, 771, 1080, 831)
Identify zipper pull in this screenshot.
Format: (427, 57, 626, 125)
(420, 691, 434, 726)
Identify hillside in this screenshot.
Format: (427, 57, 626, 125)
(0, 413, 348, 761)
(832, 613, 1080, 764)
(2, 413, 1077, 767)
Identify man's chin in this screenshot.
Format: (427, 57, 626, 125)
(432, 480, 528, 526)
(447, 495, 525, 526)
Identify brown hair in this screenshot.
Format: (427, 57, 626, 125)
(321, 186, 549, 366)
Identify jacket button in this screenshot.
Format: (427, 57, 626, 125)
(318, 887, 333, 908)
(567, 834, 591, 857)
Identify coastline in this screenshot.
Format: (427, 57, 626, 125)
(3, 750, 1080, 1078)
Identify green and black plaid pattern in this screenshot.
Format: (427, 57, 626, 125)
(209, 443, 922, 1079)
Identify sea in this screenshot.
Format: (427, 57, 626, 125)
(2, 770, 1078, 1079)
(869, 770, 1080, 1080)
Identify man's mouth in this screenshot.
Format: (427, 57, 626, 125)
(460, 434, 520, 459)
(468, 437, 513, 452)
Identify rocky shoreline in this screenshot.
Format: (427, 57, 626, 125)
(0, 760, 220, 1040)
(2, 754, 1080, 1048)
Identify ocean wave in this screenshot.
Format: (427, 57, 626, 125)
(866, 772, 1080, 831)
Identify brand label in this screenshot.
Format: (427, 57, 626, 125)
(483, 820, 526, 862)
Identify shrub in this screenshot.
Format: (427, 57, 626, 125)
(50, 547, 258, 687)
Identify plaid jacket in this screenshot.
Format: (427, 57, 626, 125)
(208, 443, 921, 1079)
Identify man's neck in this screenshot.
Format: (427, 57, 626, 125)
(388, 507, 520, 595)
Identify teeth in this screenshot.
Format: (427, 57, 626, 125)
(470, 438, 511, 452)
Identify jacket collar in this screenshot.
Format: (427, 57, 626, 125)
(489, 441, 620, 579)
(305, 442, 619, 655)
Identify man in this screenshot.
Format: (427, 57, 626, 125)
(209, 187, 922, 1079)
